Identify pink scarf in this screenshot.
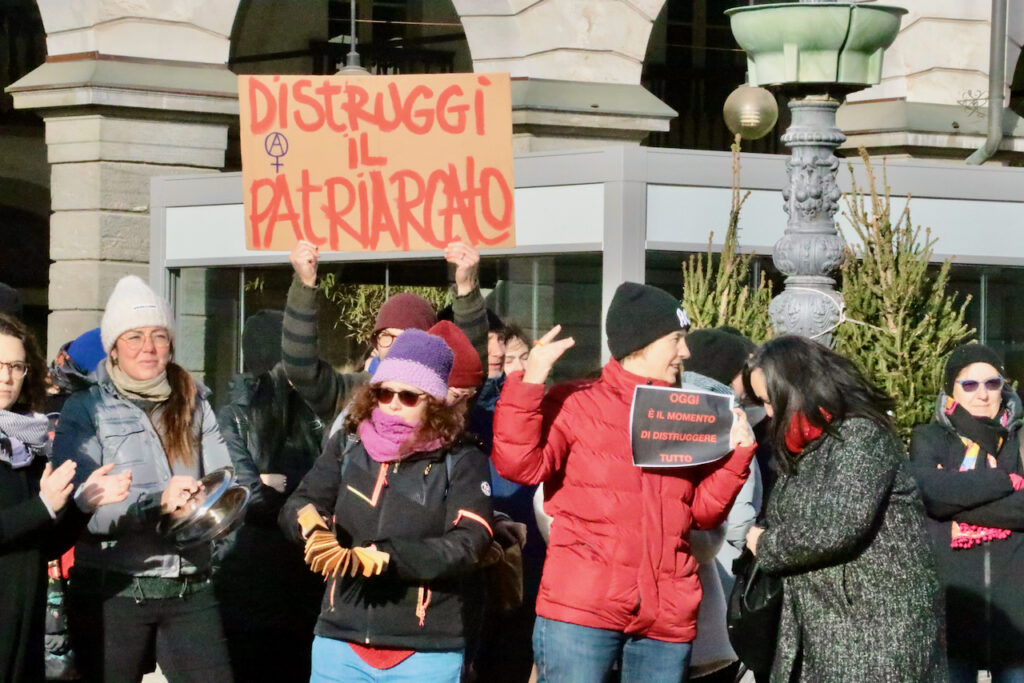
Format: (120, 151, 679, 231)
(357, 408, 443, 463)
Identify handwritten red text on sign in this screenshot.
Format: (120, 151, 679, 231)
(239, 74, 515, 253)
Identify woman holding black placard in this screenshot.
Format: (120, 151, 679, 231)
(492, 282, 755, 683)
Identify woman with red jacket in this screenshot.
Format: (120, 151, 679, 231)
(492, 282, 756, 683)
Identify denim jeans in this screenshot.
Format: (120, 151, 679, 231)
(532, 616, 692, 683)
(309, 636, 463, 683)
(949, 659, 1024, 683)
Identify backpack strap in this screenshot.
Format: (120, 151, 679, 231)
(337, 433, 359, 477)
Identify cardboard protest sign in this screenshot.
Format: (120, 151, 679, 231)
(239, 73, 515, 252)
(630, 386, 735, 467)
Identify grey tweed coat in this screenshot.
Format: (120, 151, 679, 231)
(757, 418, 947, 683)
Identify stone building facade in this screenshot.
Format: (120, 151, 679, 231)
(1, 0, 1023, 358)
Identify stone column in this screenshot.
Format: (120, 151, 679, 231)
(769, 96, 846, 345)
(453, 0, 676, 152)
(5, 0, 241, 359)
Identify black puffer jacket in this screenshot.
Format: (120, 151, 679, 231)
(279, 434, 493, 651)
(909, 390, 1024, 668)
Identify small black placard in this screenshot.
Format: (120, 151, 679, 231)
(630, 386, 735, 467)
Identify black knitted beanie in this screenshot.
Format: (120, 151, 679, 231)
(943, 343, 1004, 395)
(606, 282, 690, 360)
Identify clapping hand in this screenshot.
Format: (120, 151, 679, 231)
(76, 463, 132, 512)
(39, 460, 77, 513)
(522, 325, 575, 385)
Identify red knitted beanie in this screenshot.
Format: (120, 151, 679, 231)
(428, 321, 482, 389)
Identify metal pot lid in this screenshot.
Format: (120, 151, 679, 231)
(170, 485, 251, 549)
(158, 467, 235, 537)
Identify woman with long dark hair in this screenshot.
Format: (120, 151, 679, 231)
(53, 276, 234, 682)
(909, 343, 1024, 682)
(743, 335, 945, 682)
(0, 314, 130, 682)
(280, 329, 493, 683)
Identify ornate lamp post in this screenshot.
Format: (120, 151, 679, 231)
(726, 1, 906, 345)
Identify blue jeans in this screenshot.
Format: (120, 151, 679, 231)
(309, 636, 463, 683)
(949, 659, 1024, 683)
(532, 616, 692, 683)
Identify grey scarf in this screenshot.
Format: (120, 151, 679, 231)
(0, 409, 50, 469)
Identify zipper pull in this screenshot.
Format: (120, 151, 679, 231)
(424, 463, 433, 476)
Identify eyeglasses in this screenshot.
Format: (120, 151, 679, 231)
(956, 377, 1004, 393)
(0, 361, 28, 378)
(373, 387, 426, 407)
(119, 330, 171, 350)
(373, 330, 399, 350)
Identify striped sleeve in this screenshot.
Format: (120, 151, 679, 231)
(450, 284, 489, 385)
(282, 275, 367, 422)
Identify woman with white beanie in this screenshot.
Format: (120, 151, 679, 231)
(53, 275, 234, 682)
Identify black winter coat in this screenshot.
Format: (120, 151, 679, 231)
(0, 455, 87, 683)
(909, 391, 1024, 668)
(214, 365, 326, 629)
(279, 434, 494, 651)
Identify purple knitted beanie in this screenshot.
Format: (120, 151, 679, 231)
(370, 329, 454, 400)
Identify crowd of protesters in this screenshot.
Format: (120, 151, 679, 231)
(1, 248, 1022, 683)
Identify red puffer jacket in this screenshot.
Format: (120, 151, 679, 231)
(492, 360, 755, 643)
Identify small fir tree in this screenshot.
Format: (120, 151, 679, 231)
(835, 150, 974, 442)
(681, 135, 773, 341)
(317, 274, 449, 343)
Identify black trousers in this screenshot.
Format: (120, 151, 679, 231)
(67, 577, 233, 683)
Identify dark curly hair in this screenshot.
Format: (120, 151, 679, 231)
(0, 314, 47, 413)
(344, 383, 466, 454)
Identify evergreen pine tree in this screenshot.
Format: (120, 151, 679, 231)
(681, 135, 773, 341)
(835, 150, 974, 441)
(317, 274, 449, 341)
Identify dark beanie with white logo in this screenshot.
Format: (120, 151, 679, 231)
(606, 282, 690, 361)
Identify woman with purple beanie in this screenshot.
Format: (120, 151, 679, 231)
(280, 329, 494, 683)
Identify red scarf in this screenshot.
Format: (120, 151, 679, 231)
(784, 410, 828, 453)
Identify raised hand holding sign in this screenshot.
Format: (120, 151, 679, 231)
(445, 240, 480, 296)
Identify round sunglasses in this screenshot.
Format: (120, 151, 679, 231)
(373, 386, 426, 407)
(955, 377, 1004, 393)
